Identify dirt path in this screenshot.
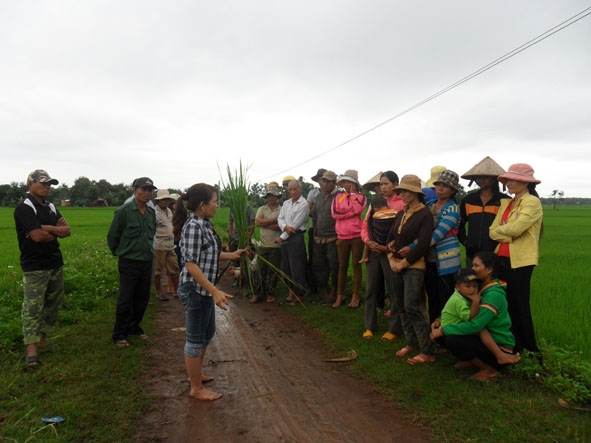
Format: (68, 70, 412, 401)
(135, 270, 431, 442)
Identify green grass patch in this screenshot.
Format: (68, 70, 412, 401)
(1, 205, 591, 441)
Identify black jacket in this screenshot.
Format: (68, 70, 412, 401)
(458, 190, 510, 258)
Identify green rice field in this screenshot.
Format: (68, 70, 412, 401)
(0, 205, 590, 359)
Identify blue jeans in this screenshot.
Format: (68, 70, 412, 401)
(393, 268, 433, 355)
(177, 282, 215, 358)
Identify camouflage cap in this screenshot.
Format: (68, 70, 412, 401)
(27, 169, 59, 185)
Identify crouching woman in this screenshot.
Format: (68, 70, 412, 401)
(175, 183, 245, 400)
(430, 251, 519, 381)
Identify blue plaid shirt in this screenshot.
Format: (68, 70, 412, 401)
(179, 214, 220, 295)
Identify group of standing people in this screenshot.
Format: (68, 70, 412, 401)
(366, 157, 543, 381)
(14, 155, 543, 390)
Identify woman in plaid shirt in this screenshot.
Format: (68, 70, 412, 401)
(175, 183, 245, 401)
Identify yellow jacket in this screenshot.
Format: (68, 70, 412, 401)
(489, 193, 543, 268)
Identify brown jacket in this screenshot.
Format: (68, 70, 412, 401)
(387, 204, 434, 268)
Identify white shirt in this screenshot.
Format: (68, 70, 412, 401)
(277, 195, 309, 240)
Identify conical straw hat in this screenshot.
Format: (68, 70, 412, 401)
(362, 171, 383, 191)
(461, 156, 505, 180)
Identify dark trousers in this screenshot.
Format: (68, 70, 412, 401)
(307, 227, 317, 292)
(498, 258, 539, 352)
(257, 246, 282, 298)
(364, 252, 401, 334)
(113, 257, 153, 342)
(312, 240, 339, 294)
(425, 262, 455, 322)
(281, 232, 308, 297)
(445, 334, 501, 370)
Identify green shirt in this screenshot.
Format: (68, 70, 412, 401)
(107, 200, 156, 261)
(442, 279, 515, 350)
(440, 289, 471, 327)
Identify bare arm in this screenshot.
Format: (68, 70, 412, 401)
(42, 218, 71, 238)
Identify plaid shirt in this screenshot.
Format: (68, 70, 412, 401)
(179, 214, 219, 295)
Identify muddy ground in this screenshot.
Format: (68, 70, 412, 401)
(134, 267, 431, 442)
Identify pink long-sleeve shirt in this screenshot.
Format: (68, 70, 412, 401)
(331, 191, 367, 240)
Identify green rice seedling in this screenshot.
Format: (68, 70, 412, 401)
(219, 161, 256, 297)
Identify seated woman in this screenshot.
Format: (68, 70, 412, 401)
(430, 250, 519, 381)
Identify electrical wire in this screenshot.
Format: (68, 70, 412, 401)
(258, 6, 591, 182)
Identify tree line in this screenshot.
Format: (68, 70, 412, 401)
(1, 176, 589, 208)
(0, 176, 314, 208)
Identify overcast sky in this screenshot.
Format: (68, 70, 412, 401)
(1, 1, 590, 197)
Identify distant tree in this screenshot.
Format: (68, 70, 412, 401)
(549, 189, 565, 210)
(248, 183, 266, 207)
(70, 176, 97, 206)
(299, 176, 315, 199)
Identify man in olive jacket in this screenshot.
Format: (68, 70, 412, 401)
(107, 177, 157, 347)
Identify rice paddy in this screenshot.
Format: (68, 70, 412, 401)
(0, 204, 590, 358)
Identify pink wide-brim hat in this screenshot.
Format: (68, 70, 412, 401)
(498, 163, 541, 185)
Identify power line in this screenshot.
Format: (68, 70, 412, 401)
(258, 6, 591, 182)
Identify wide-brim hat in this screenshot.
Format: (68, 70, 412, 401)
(499, 163, 541, 185)
(27, 169, 58, 185)
(264, 183, 282, 197)
(362, 171, 383, 191)
(461, 156, 506, 181)
(433, 170, 460, 192)
(311, 168, 328, 183)
(154, 189, 177, 201)
(397, 174, 425, 195)
(424, 166, 446, 188)
(337, 169, 360, 187)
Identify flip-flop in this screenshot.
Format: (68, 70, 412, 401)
(395, 346, 413, 357)
(25, 355, 40, 367)
(471, 371, 499, 382)
(407, 355, 436, 365)
(381, 332, 397, 341)
(454, 361, 473, 369)
(115, 340, 130, 348)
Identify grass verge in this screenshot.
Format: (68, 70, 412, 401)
(0, 297, 152, 442)
(294, 300, 591, 441)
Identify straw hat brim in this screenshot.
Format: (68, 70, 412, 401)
(461, 156, 506, 180)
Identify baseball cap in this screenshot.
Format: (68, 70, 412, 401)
(27, 170, 59, 185)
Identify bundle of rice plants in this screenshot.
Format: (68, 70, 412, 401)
(220, 161, 256, 296)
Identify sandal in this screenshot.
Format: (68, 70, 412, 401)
(115, 340, 130, 348)
(407, 354, 436, 365)
(395, 346, 413, 358)
(25, 355, 40, 367)
(471, 371, 499, 382)
(381, 332, 397, 341)
(362, 330, 373, 339)
(454, 360, 473, 369)
(266, 297, 276, 303)
(249, 296, 261, 304)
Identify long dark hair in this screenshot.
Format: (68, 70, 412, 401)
(527, 183, 540, 198)
(172, 183, 217, 237)
(380, 170, 399, 185)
